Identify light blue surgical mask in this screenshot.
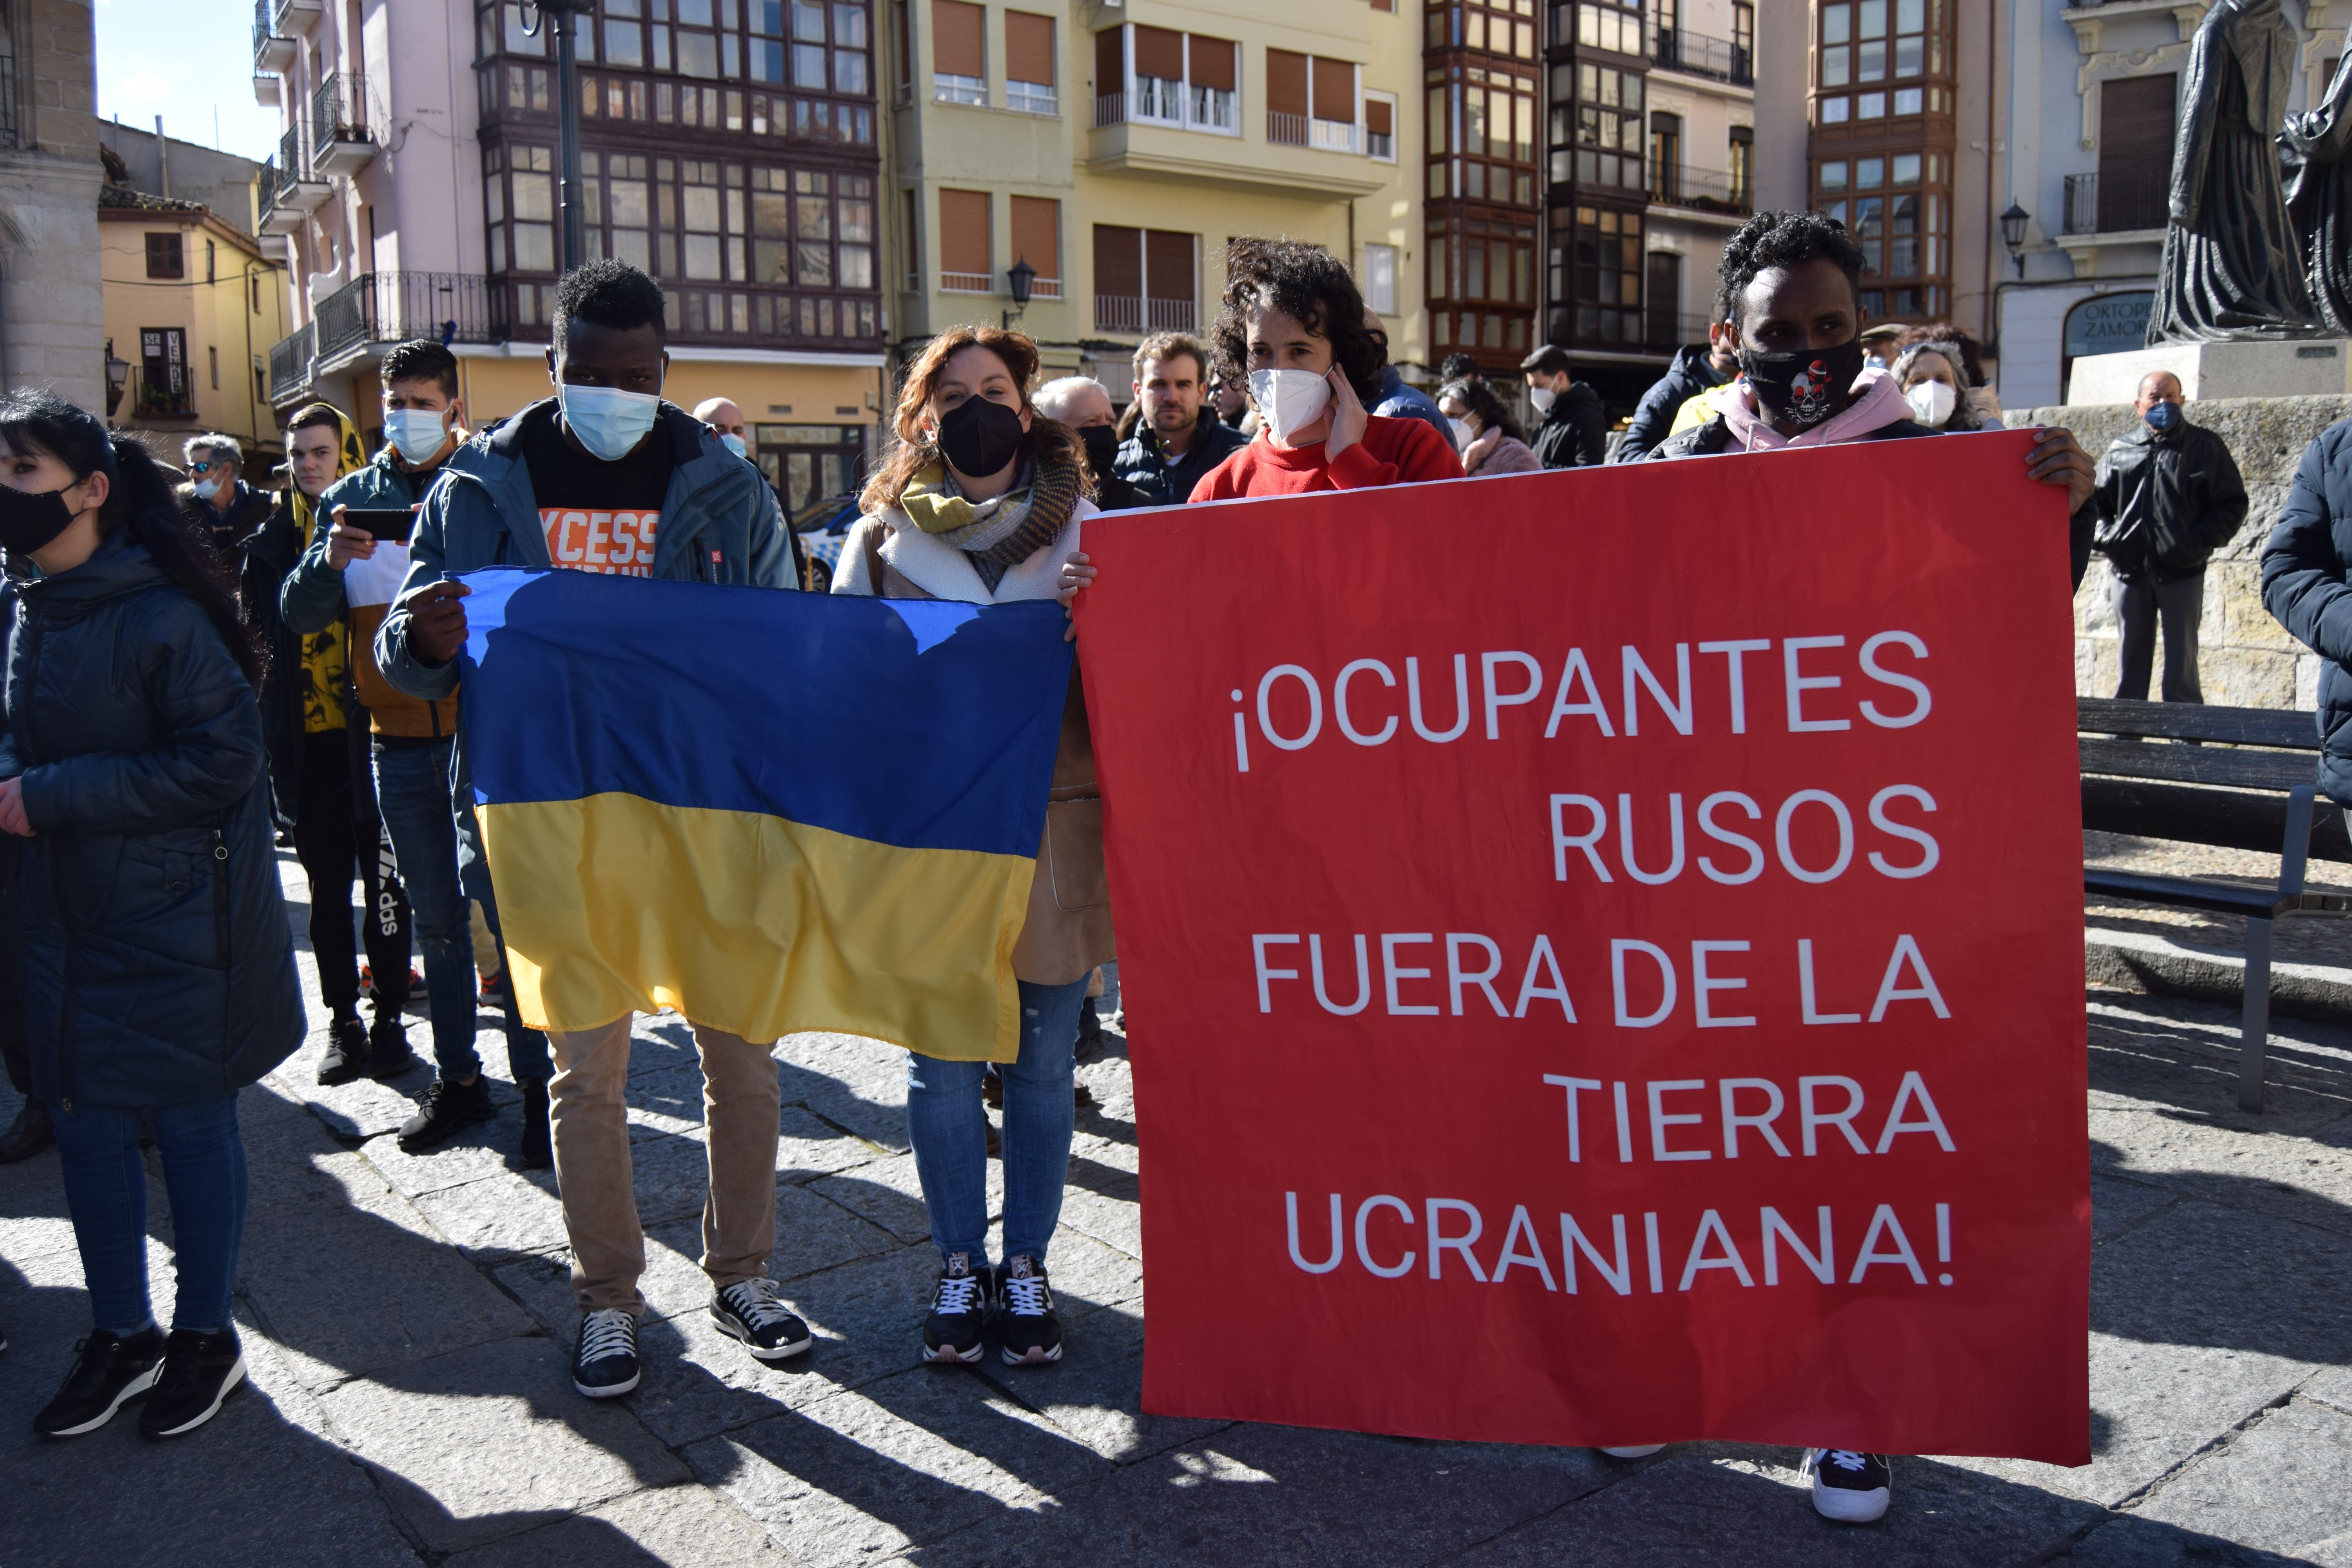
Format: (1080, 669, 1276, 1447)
(720, 432, 749, 457)
(192, 478, 220, 501)
(558, 383, 661, 460)
(385, 407, 452, 466)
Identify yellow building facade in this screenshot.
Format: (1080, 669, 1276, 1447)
(100, 191, 290, 463)
(885, 0, 1428, 397)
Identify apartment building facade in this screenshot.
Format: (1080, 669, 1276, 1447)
(254, 0, 888, 513)
(886, 0, 1428, 404)
(99, 168, 292, 458)
(1528, 0, 1794, 409)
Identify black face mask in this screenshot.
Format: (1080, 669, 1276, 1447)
(0, 484, 79, 557)
(1738, 338, 1867, 428)
(936, 395, 1026, 479)
(1076, 423, 1119, 476)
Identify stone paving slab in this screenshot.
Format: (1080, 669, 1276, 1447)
(237, 1144, 535, 1394)
(441, 1481, 797, 1566)
(314, 1334, 693, 1555)
(1445, 1448, 2107, 1568)
(2118, 1395, 2352, 1563)
(898, 1419, 1617, 1568)
(687, 1367, 1116, 1562)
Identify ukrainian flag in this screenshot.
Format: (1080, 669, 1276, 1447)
(456, 567, 1073, 1062)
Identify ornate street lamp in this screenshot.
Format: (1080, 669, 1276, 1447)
(1004, 257, 1036, 331)
(2000, 203, 2031, 279)
(104, 340, 131, 417)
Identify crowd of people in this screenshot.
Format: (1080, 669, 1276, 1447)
(4, 205, 2335, 1530)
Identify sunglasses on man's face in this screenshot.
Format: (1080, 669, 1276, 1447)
(188, 460, 228, 475)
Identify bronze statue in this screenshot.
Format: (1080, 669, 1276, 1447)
(2148, 0, 2323, 343)
(2281, 52, 2352, 332)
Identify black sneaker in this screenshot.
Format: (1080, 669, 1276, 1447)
(138, 1327, 245, 1439)
(367, 1012, 423, 1080)
(922, 1254, 988, 1366)
(508, 1080, 552, 1171)
(572, 1308, 640, 1397)
(396, 1076, 496, 1153)
(316, 1017, 369, 1086)
(995, 1255, 1062, 1365)
(711, 1280, 814, 1363)
(1804, 1448, 1892, 1523)
(34, 1326, 164, 1437)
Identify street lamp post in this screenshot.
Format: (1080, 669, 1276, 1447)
(526, 0, 598, 274)
(1003, 257, 1036, 332)
(2000, 203, 2031, 281)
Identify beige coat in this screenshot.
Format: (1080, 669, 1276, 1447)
(832, 505, 1115, 987)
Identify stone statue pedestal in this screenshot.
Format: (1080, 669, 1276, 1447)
(2067, 338, 2352, 403)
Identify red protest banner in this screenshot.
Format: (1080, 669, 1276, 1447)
(1077, 431, 2089, 1464)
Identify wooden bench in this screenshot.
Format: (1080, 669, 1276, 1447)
(2080, 697, 2352, 1111)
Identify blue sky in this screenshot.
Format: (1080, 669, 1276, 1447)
(96, 0, 285, 162)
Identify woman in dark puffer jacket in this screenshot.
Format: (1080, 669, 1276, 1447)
(0, 390, 303, 1440)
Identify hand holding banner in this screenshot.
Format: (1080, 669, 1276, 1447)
(1078, 432, 2090, 1463)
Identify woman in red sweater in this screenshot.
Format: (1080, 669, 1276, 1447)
(1055, 238, 1461, 615)
(1189, 237, 1463, 499)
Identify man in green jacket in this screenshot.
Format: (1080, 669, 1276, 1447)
(281, 341, 547, 1161)
(376, 260, 804, 1405)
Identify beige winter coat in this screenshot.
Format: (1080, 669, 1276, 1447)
(831, 504, 1115, 988)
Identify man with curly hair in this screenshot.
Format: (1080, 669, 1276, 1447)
(1615, 211, 2098, 1526)
(1641, 211, 2097, 586)
(1187, 238, 1463, 500)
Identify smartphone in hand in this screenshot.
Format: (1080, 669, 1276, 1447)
(341, 507, 419, 543)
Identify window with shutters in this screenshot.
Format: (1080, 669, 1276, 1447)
(931, 0, 985, 105)
(1009, 196, 1061, 296)
(1005, 11, 1056, 114)
(1308, 55, 1359, 151)
(145, 232, 186, 279)
(1365, 93, 1397, 160)
(1092, 225, 1198, 334)
(938, 188, 991, 291)
(1091, 26, 1238, 134)
(2094, 74, 2174, 232)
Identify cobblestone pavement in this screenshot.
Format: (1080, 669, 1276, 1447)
(2, 853, 2349, 1565)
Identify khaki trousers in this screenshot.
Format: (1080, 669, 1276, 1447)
(547, 1018, 781, 1315)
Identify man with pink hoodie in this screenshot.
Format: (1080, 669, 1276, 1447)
(1642, 211, 2098, 589)
(1620, 211, 2097, 1523)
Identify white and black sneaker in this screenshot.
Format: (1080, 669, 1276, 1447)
(995, 1255, 1062, 1365)
(34, 1326, 165, 1437)
(571, 1308, 641, 1398)
(711, 1280, 813, 1363)
(922, 1253, 988, 1365)
(139, 1327, 246, 1439)
(1598, 1445, 1666, 1459)
(1803, 1448, 1892, 1522)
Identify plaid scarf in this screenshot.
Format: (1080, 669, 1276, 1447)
(897, 452, 1083, 593)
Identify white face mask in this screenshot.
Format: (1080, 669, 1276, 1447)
(720, 432, 749, 457)
(1247, 368, 1333, 446)
(1529, 383, 1558, 414)
(558, 383, 662, 461)
(192, 477, 220, 501)
(1448, 417, 1477, 448)
(1904, 379, 1957, 427)
(385, 407, 452, 466)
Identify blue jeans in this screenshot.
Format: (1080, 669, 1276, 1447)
(455, 779, 550, 1087)
(906, 975, 1087, 1269)
(375, 737, 550, 1086)
(374, 737, 483, 1082)
(53, 1093, 247, 1335)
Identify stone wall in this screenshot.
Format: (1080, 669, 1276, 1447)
(0, 1, 101, 409)
(2014, 396, 2352, 709)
